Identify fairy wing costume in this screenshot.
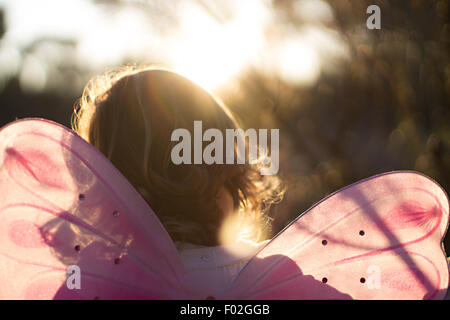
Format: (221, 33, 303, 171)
(0, 119, 448, 299)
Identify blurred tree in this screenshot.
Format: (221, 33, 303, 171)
(219, 0, 450, 251)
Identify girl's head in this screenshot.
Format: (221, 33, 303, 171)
(73, 65, 284, 246)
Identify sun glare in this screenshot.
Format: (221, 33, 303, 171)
(218, 209, 269, 257)
(169, 1, 267, 90)
(0, 0, 342, 91)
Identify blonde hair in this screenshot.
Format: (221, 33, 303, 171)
(72, 65, 284, 246)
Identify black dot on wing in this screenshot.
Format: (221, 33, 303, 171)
(74, 245, 81, 251)
(360, 277, 366, 283)
(322, 277, 328, 283)
(359, 230, 365, 236)
(322, 240, 328, 246)
(79, 194, 85, 200)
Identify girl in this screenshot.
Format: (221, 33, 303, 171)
(72, 65, 285, 290)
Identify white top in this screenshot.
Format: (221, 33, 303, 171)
(176, 240, 270, 295)
(177, 244, 450, 299)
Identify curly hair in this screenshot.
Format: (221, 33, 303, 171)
(72, 65, 284, 246)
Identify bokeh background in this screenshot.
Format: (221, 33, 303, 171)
(0, 0, 448, 252)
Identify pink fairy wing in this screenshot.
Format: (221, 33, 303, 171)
(223, 171, 449, 300)
(0, 119, 197, 299)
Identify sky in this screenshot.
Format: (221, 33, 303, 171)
(0, 0, 350, 92)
